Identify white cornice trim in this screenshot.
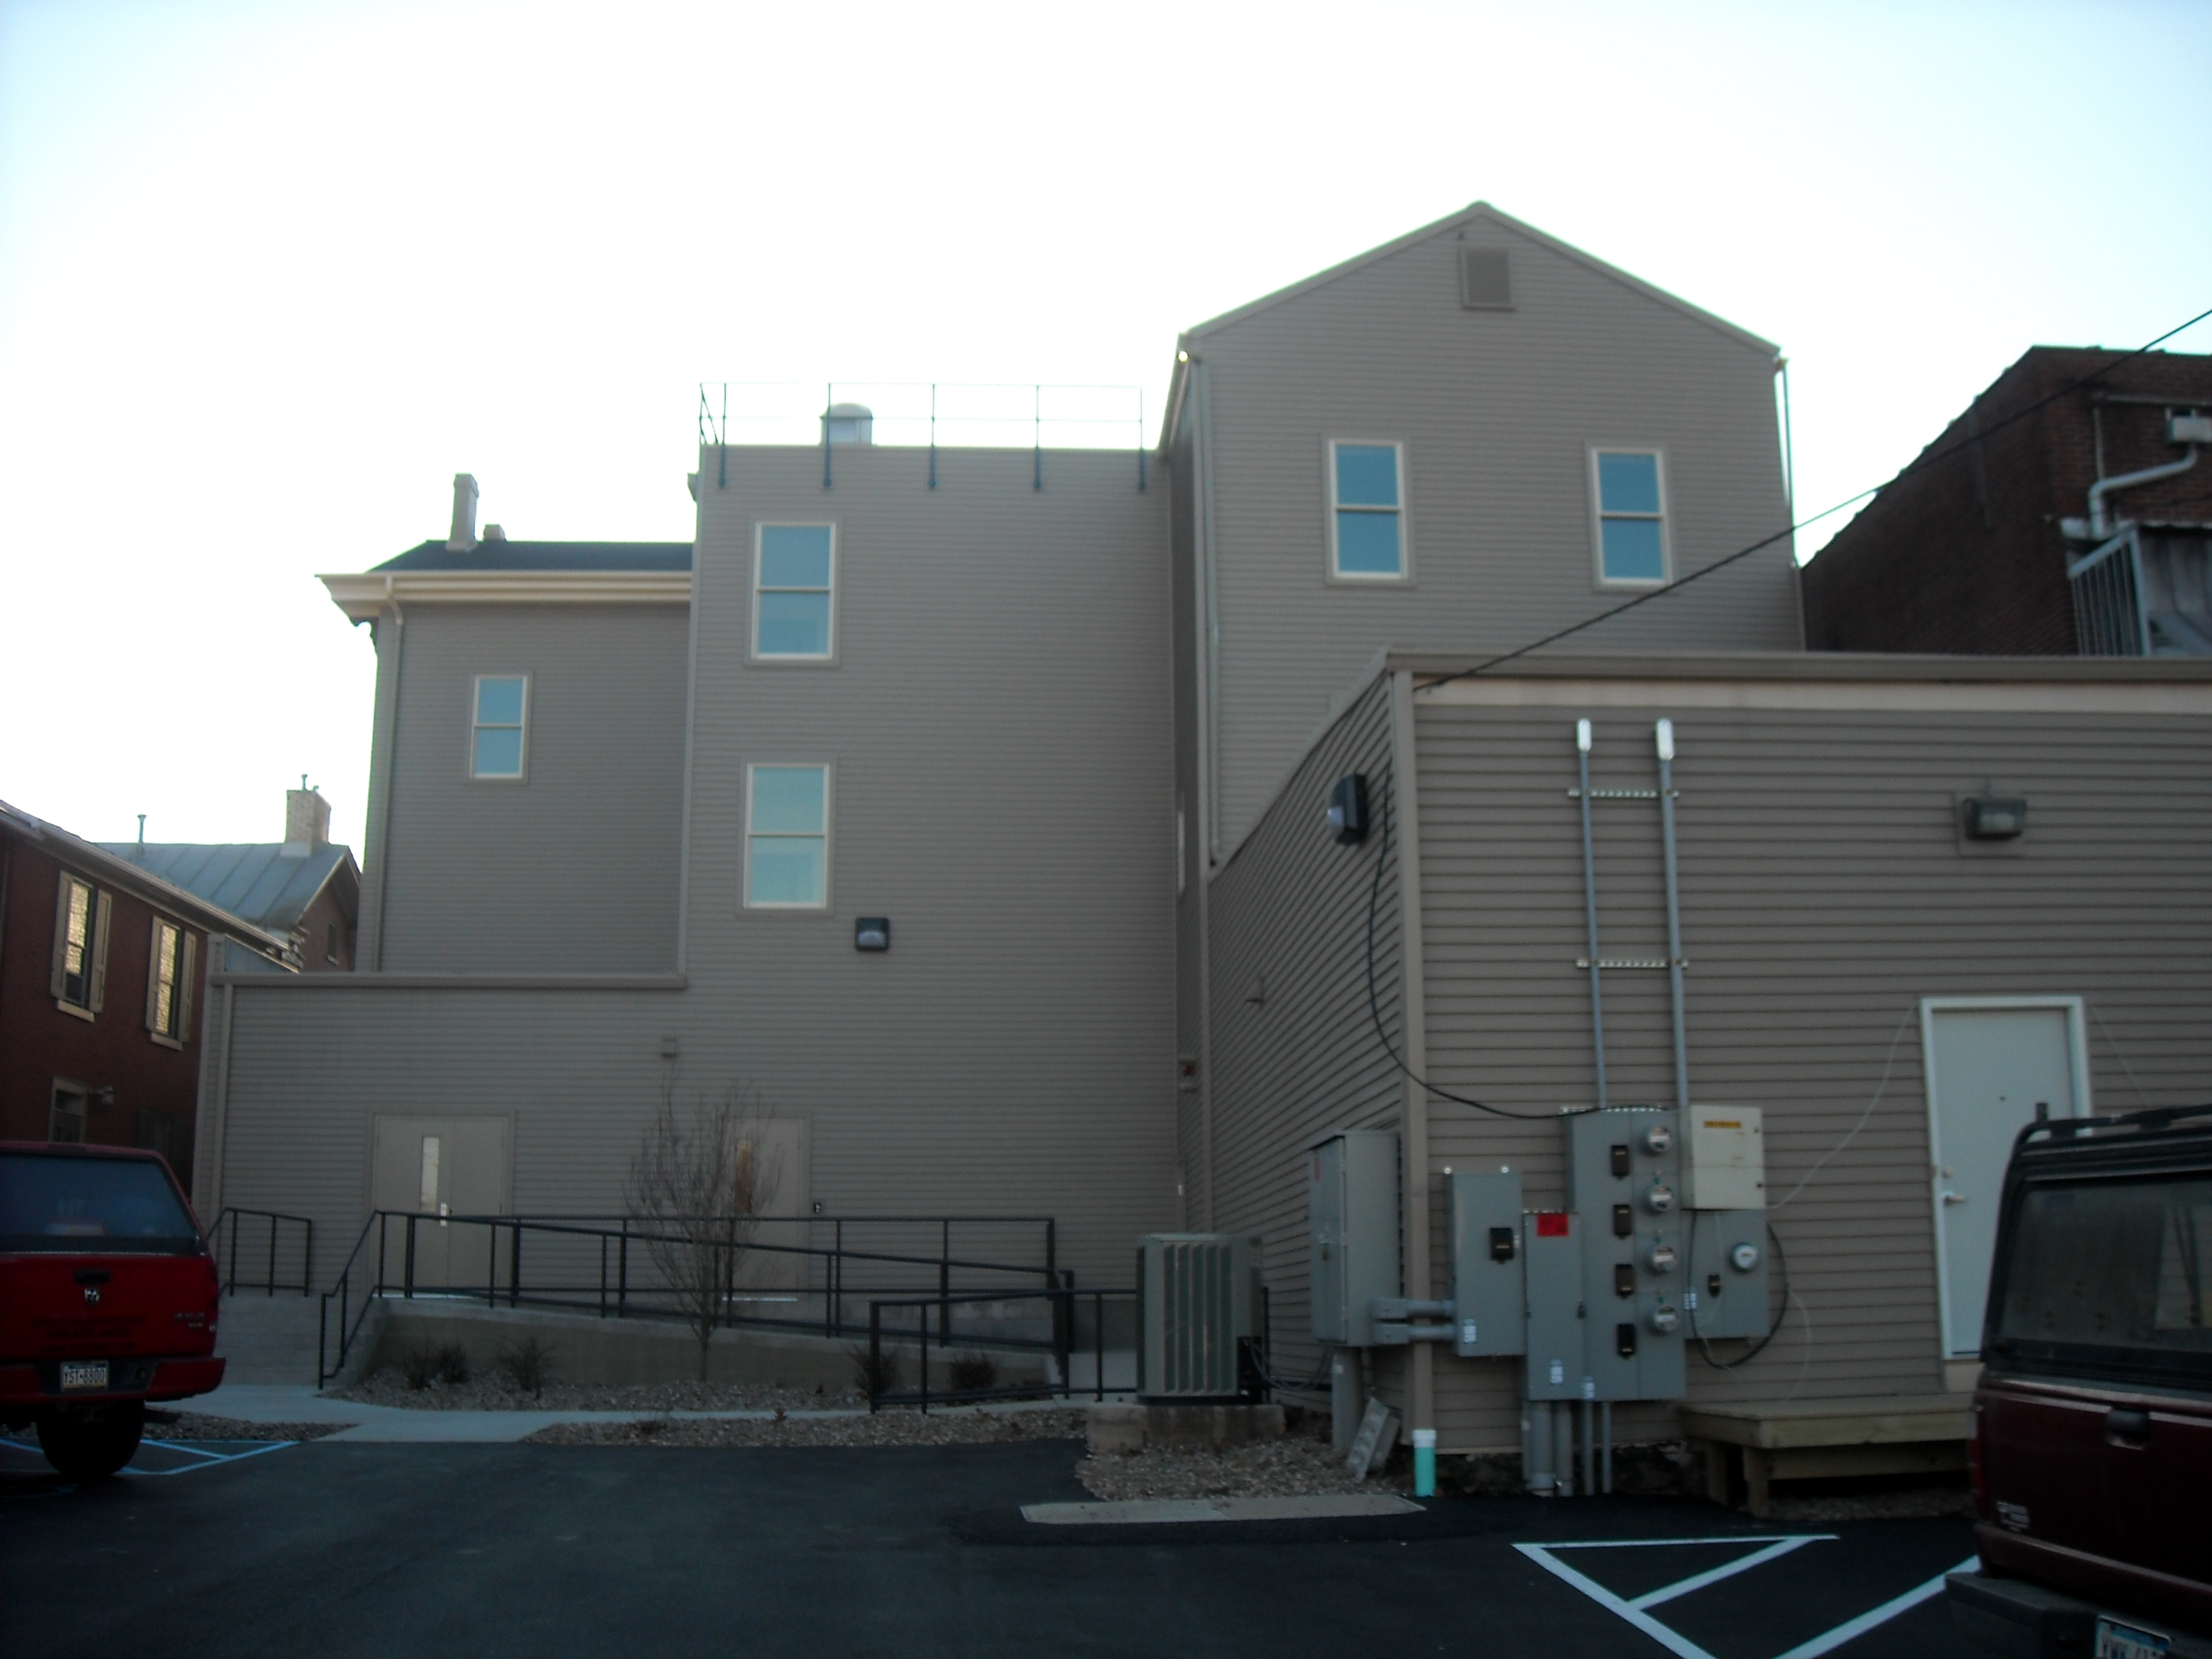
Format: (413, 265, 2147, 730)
(320, 570, 694, 621)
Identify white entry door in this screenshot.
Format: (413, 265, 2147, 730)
(1921, 999, 2088, 1356)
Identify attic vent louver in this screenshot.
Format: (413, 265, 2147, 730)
(1459, 247, 1513, 310)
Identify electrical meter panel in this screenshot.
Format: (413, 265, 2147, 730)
(1686, 1210, 1773, 1341)
(1447, 1170, 1524, 1357)
(1683, 1106, 1766, 1211)
(1521, 1211, 1584, 1401)
(1307, 1130, 1399, 1346)
(1567, 1106, 1686, 1402)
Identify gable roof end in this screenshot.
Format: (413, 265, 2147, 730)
(1182, 201, 1778, 358)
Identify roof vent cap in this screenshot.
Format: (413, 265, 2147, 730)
(484, 524, 507, 541)
(823, 403, 874, 446)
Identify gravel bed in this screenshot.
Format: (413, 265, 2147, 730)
(331, 1374, 868, 1413)
(528, 1407, 1090, 1447)
(1077, 1433, 1409, 1501)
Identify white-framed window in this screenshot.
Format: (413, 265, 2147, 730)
(1590, 448, 1669, 586)
(753, 524, 836, 660)
(146, 916, 194, 1046)
(470, 674, 529, 779)
(1327, 441, 1407, 581)
(744, 764, 831, 908)
(49, 874, 110, 1018)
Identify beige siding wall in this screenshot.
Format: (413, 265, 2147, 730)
(1204, 676, 1405, 1391)
(369, 604, 689, 973)
(1205, 663, 2212, 1453)
(1192, 212, 1800, 857)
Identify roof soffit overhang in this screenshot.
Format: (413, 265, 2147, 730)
(320, 568, 695, 622)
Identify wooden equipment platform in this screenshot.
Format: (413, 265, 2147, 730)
(1678, 1393, 1971, 1517)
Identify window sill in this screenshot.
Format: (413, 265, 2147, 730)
(150, 1032, 185, 1051)
(53, 998, 96, 1023)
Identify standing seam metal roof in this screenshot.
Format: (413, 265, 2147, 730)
(97, 843, 356, 937)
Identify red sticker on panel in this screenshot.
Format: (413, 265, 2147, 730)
(1535, 1212, 1571, 1237)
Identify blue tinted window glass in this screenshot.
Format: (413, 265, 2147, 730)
(476, 677, 525, 726)
(757, 592, 831, 656)
(473, 726, 524, 778)
(1334, 445, 1399, 508)
(1597, 453, 1660, 515)
(751, 767, 827, 835)
(1601, 518, 1666, 582)
(1335, 509, 1402, 577)
(749, 838, 826, 906)
(759, 526, 832, 589)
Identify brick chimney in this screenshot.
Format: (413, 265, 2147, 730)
(447, 473, 480, 552)
(284, 784, 330, 855)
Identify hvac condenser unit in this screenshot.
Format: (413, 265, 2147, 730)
(1135, 1234, 1263, 1402)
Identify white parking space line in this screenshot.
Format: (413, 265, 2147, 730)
(1514, 1537, 1979, 1659)
(1767, 1559, 1977, 1659)
(122, 1440, 297, 1477)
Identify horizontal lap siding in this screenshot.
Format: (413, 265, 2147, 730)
(1206, 676, 1401, 1393)
(1413, 699, 2212, 1448)
(1200, 215, 1797, 854)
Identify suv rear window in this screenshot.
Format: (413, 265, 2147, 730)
(1997, 1175, 2212, 1382)
(0, 1152, 203, 1255)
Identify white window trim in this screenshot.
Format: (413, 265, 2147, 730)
(468, 672, 531, 783)
(1918, 994, 2092, 1361)
(742, 762, 834, 911)
(51, 873, 107, 1021)
(1324, 439, 1411, 585)
(1588, 445, 1672, 591)
(750, 522, 840, 664)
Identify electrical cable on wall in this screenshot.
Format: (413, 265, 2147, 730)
(1363, 776, 1601, 1122)
(1412, 302, 2212, 695)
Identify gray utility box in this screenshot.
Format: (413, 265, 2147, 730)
(1137, 1234, 1262, 1402)
(1686, 1210, 1773, 1341)
(1566, 1106, 1687, 1403)
(1308, 1130, 1399, 1347)
(1522, 1209, 1585, 1401)
(1448, 1170, 1525, 1357)
(1682, 1106, 1767, 1211)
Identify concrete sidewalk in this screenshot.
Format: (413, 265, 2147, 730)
(183, 1382, 1086, 1444)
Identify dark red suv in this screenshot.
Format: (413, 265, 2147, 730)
(1950, 1105, 2212, 1659)
(1, 1143, 226, 1478)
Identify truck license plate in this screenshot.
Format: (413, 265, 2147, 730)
(59, 1362, 108, 1391)
(2095, 1618, 2171, 1659)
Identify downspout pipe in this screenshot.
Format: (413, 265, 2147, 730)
(2090, 447, 2198, 537)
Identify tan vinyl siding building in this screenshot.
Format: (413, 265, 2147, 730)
(1203, 653, 2212, 1452)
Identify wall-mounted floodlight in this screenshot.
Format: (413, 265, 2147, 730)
(1962, 793, 2027, 840)
(1327, 773, 1369, 844)
(855, 917, 891, 951)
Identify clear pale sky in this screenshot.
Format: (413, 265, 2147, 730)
(4, 0, 2208, 855)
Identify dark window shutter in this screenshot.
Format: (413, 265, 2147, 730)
(178, 933, 198, 1040)
(90, 891, 113, 1013)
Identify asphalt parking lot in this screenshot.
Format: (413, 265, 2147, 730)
(1, 1434, 1976, 1658)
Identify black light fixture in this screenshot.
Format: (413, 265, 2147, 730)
(1962, 788, 2028, 840)
(1326, 773, 1369, 844)
(855, 917, 891, 952)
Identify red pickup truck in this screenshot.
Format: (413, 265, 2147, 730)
(1949, 1104, 2212, 1659)
(1, 1142, 226, 1478)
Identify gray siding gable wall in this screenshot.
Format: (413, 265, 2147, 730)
(366, 602, 689, 972)
(1185, 208, 1801, 860)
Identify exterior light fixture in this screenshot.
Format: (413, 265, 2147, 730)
(855, 917, 890, 951)
(1962, 791, 2027, 840)
(1326, 773, 1369, 844)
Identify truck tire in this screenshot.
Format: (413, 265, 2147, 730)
(38, 1401, 145, 1480)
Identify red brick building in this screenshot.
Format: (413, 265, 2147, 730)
(0, 801, 287, 1180)
(1801, 347, 2212, 655)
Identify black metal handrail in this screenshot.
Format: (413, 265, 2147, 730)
(206, 1206, 313, 1296)
(866, 1287, 1137, 1413)
(316, 1210, 1067, 1386)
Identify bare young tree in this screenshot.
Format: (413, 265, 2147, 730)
(626, 1080, 785, 1380)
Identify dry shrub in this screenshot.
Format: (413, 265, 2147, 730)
(498, 1334, 556, 1397)
(847, 1342, 904, 1399)
(948, 1351, 1001, 1394)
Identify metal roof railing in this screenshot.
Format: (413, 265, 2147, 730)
(697, 380, 1149, 493)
